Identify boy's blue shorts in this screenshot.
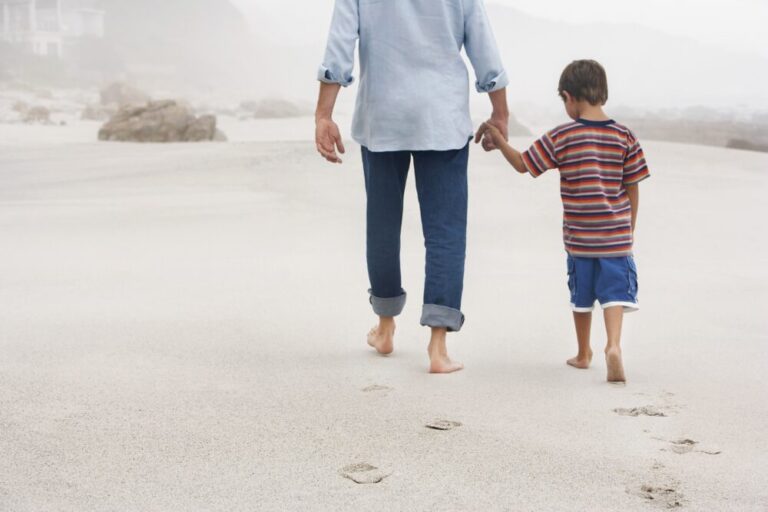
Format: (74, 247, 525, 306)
(567, 255, 640, 313)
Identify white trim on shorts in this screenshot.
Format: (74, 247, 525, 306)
(601, 301, 640, 313)
(570, 303, 595, 313)
(570, 301, 639, 313)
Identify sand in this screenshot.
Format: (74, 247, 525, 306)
(0, 120, 766, 511)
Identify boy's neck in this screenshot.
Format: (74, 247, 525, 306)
(576, 103, 610, 122)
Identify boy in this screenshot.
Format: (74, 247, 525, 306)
(475, 60, 650, 383)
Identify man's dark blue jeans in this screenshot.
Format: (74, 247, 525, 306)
(361, 142, 469, 332)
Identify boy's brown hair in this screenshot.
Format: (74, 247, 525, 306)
(558, 60, 609, 106)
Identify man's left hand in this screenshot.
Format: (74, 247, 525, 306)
(477, 115, 508, 152)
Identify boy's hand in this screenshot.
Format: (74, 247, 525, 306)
(315, 117, 345, 164)
(474, 121, 506, 149)
(475, 117, 508, 151)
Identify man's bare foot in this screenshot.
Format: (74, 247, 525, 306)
(567, 350, 593, 369)
(605, 347, 626, 383)
(367, 325, 394, 355)
(427, 336, 463, 374)
(429, 355, 464, 374)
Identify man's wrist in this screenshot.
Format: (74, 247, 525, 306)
(315, 112, 333, 122)
(490, 110, 509, 121)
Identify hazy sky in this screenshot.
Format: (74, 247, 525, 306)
(496, 0, 767, 57)
(235, 0, 768, 58)
(232, 0, 767, 110)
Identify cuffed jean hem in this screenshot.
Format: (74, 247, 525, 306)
(420, 304, 465, 332)
(369, 289, 407, 317)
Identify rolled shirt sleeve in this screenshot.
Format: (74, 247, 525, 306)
(317, 0, 359, 87)
(463, 0, 509, 93)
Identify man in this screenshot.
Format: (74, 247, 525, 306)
(315, 0, 508, 373)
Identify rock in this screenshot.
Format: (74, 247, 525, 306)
(12, 101, 29, 114)
(184, 114, 217, 142)
(213, 129, 228, 142)
(98, 100, 222, 143)
(727, 138, 768, 153)
(24, 106, 51, 124)
(100, 82, 150, 107)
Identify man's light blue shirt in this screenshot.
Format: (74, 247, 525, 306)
(318, 0, 508, 152)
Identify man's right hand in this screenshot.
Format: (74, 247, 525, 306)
(315, 117, 346, 164)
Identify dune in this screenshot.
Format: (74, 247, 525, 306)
(0, 120, 766, 511)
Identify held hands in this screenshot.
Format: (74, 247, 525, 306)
(315, 117, 346, 164)
(474, 119, 507, 150)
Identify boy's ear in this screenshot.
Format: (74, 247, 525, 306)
(561, 90, 573, 103)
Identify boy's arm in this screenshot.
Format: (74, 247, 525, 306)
(626, 184, 639, 232)
(497, 141, 528, 174)
(622, 133, 650, 231)
(474, 123, 526, 173)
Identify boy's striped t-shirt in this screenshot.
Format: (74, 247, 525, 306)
(522, 118, 650, 258)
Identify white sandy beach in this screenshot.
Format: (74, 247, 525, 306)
(0, 121, 767, 511)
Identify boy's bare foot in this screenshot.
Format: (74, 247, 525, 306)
(567, 350, 593, 369)
(367, 325, 394, 355)
(427, 337, 463, 374)
(605, 347, 626, 383)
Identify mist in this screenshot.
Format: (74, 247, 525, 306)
(233, 0, 768, 111)
(1, 0, 767, 150)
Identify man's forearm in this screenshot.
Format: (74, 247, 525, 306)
(488, 88, 509, 121)
(626, 184, 639, 231)
(315, 82, 342, 120)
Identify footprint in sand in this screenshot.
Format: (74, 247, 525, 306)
(614, 405, 670, 417)
(361, 384, 392, 393)
(667, 439, 697, 454)
(425, 419, 462, 431)
(632, 484, 685, 509)
(654, 437, 722, 456)
(628, 463, 685, 509)
(339, 463, 391, 484)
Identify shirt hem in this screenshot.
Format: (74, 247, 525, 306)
(565, 249, 634, 258)
(353, 134, 473, 153)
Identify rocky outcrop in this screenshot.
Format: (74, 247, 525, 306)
(184, 114, 217, 142)
(12, 101, 29, 114)
(23, 106, 51, 124)
(98, 100, 223, 143)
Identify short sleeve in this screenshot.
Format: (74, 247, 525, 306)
(623, 134, 651, 185)
(521, 131, 559, 177)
